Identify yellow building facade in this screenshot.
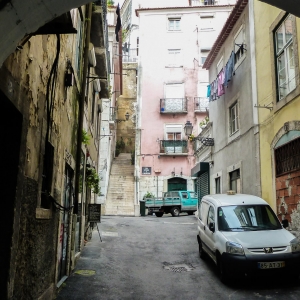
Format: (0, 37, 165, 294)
(254, 2, 300, 230)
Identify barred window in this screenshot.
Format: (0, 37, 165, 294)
(275, 137, 300, 176)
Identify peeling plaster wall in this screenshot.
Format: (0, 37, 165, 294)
(116, 62, 137, 154)
(276, 170, 300, 232)
(0, 30, 81, 299)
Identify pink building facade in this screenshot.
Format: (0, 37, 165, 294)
(135, 3, 234, 202)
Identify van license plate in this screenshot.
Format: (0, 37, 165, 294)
(257, 261, 285, 269)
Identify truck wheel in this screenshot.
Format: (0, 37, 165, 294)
(155, 212, 163, 217)
(188, 211, 194, 215)
(171, 207, 180, 217)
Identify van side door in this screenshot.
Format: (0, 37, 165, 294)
(198, 200, 209, 241)
(204, 205, 217, 263)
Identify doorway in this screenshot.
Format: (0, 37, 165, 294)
(168, 177, 187, 191)
(0, 90, 22, 298)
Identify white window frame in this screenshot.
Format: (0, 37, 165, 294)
(165, 125, 182, 140)
(275, 14, 296, 101)
(234, 25, 246, 67)
(229, 101, 239, 135)
(168, 18, 181, 31)
(167, 49, 182, 67)
(199, 15, 214, 31)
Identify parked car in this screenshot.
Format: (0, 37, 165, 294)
(197, 191, 300, 283)
(146, 191, 197, 217)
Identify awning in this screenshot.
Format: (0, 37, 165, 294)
(191, 162, 209, 177)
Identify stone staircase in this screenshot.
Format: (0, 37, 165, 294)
(104, 153, 135, 216)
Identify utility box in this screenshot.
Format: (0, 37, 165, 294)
(139, 200, 145, 216)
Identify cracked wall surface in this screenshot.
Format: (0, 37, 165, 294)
(276, 170, 300, 235)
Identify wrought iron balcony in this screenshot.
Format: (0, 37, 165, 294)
(194, 97, 209, 112)
(160, 98, 187, 113)
(159, 140, 188, 154)
(191, 0, 216, 6)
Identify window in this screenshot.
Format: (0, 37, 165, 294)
(217, 205, 281, 231)
(91, 90, 96, 125)
(168, 18, 181, 31)
(229, 102, 239, 135)
(215, 177, 221, 194)
(191, 0, 200, 5)
(41, 142, 54, 209)
(234, 26, 246, 64)
(168, 49, 182, 66)
(275, 136, 300, 176)
(207, 205, 215, 225)
(275, 14, 296, 101)
(75, 15, 83, 78)
(164, 125, 186, 154)
(201, 57, 207, 65)
(229, 169, 240, 193)
(200, 17, 214, 31)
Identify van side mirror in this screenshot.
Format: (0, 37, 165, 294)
(282, 219, 289, 228)
(209, 222, 215, 232)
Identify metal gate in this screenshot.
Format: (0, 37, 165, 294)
(197, 172, 209, 210)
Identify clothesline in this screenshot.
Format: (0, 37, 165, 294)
(207, 50, 236, 102)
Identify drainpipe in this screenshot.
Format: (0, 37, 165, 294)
(74, 3, 93, 213)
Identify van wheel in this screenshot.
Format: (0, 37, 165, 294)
(198, 238, 206, 259)
(188, 211, 194, 215)
(155, 212, 163, 217)
(171, 207, 180, 217)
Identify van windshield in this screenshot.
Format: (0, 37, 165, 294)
(218, 205, 282, 231)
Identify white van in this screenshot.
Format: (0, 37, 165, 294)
(197, 192, 300, 282)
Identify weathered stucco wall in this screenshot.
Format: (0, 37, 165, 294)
(116, 62, 137, 154)
(1, 30, 80, 299)
(254, 1, 300, 216)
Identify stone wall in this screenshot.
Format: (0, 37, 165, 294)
(276, 170, 300, 232)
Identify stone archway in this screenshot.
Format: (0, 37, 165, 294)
(0, 0, 90, 66)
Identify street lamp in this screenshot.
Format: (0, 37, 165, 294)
(184, 120, 193, 136)
(184, 120, 214, 146)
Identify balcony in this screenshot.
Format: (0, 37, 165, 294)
(159, 140, 188, 155)
(160, 98, 187, 114)
(194, 97, 209, 112)
(122, 49, 138, 63)
(190, 0, 217, 6)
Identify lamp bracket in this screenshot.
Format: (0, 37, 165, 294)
(195, 136, 214, 146)
(254, 103, 273, 111)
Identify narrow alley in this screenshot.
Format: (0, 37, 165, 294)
(56, 215, 300, 300)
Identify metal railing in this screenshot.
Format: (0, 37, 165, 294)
(191, 0, 216, 6)
(122, 49, 138, 63)
(160, 98, 187, 113)
(194, 97, 209, 112)
(159, 140, 188, 154)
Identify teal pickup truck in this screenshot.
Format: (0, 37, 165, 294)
(145, 191, 197, 217)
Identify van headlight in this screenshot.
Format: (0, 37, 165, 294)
(290, 238, 300, 253)
(226, 241, 245, 255)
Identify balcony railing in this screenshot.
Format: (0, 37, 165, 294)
(160, 140, 188, 154)
(122, 49, 138, 63)
(190, 0, 217, 6)
(194, 97, 209, 112)
(160, 98, 187, 113)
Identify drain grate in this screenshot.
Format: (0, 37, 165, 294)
(163, 263, 194, 273)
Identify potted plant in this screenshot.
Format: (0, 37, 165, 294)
(199, 116, 209, 129)
(86, 167, 100, 195)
